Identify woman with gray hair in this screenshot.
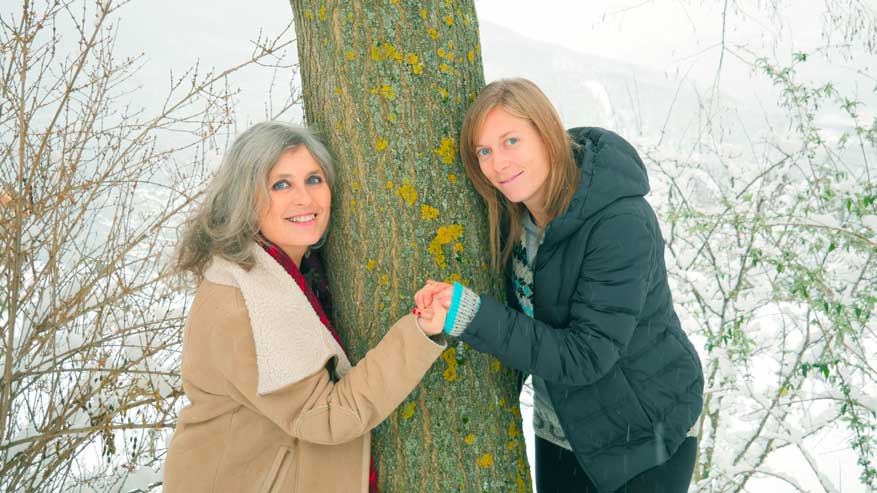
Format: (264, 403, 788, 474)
(163, 121, 447, 493)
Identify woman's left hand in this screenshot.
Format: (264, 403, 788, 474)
(415, 303, 448, 336)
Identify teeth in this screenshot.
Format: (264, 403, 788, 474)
(287, 214, 316, 223)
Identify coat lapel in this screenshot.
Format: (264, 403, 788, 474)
(204, 245, 351, 395)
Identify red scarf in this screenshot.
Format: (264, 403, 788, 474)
(261, 242, 379, 493)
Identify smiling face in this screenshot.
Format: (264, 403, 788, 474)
(258, 146, 331, 265)
(474, 106, 551, 217)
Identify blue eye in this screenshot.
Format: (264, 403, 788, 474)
(476, 148, 491, 158)
(506, 137, 519, 145)
(306, 175, 323, 185)
(271, 180, 289, 191)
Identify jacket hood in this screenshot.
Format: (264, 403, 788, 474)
(544, 127, 650, 246)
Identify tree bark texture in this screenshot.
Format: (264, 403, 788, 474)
(289, 1, 531, 491)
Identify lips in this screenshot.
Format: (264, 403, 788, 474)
(286, 213, 317, 225)
(499, 171, 523, 185)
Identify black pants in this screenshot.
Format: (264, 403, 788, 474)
(535, 436, 697, 493)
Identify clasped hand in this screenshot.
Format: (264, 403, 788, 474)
(413, 280, 454, 336)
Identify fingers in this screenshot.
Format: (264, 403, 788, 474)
(414, 283, 438, 309)
(435, 289, 453, 310)
(415, 280, 454, 311)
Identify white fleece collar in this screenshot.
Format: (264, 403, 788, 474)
(203, 245, 351, 395)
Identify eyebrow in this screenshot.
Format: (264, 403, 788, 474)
(475, 130, 518, 147)
(270, 168, 324, 180)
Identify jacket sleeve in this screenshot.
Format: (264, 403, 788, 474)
(460, 212, 654, 386)
(210, 311, 445, 445)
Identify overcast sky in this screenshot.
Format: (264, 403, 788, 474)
(103, 0, 874, 131)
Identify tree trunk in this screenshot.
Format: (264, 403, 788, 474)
(289, 1, 531, 491)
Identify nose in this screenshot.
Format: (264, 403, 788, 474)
(289, 186, 314, 207)
(492, 148, 511, 173)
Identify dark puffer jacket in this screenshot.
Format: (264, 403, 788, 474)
(460, 127, 704, 492)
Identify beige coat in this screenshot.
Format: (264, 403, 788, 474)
(163, 246, 445, 492)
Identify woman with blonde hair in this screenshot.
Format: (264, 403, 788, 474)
(164, 121, 446, 492)
(417, 79, 703, 493)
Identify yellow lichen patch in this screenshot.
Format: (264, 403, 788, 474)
(443, 273, 462, 285)
(381, 274, 389, 285)
(448, 41, 454, 49)
(334, 86, 342, 95)
(420, 8, 428, 19)
(435, 137, 457, 164)
(509, 422, 519, 437)
(352, 181, 359, 190)
(491, 359, 501, 373)
(476, 453, 494, 468)
(448, 173, 457, 183)
(426, 27, 438, 40)
(468, 50, 475, 63)
(508, 440, 517, 451)
(442, 347, 456, 364)
(372, 42, 402, 62)
(304, 9, 313, 19)
(436, 224, 463, 245)
(367, 260, 376, 271)
(437, 48, 446, 58)
(439, 62, 450, 73)
(464, 434, 475, 445)
(412, 64, 423, 75)
(376, 138, 389, 151)
(441, 347, 458, 381)
(319, 5, 327, 20)
(370, 45, 385, 61)
(453, 242, 464, 253)
(401, 401, 416, 420)
(499, 398, 506, 408)
(335, 122, 343, 132)
(437, 87, 449, 99)
(388, 113, 396, 122)
(516, 474, 528, 493)
(386, 181, 394, 189)
(421, 204, 439, 220)
(397, 183, 417, 206)
(379, 84, 395, 100)
(406, 52, 419, 65)
(444, 14, 453, 26)
(346, 50, 355, 60)
(427, 224, 464, 268)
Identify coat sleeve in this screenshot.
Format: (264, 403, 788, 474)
(210, 311, 445, 445)
(461, 212, 655, 386)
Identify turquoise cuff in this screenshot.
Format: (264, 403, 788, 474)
(443, 282, 464, 335)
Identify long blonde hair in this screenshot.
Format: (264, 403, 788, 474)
(174, 122, 335, 280)
(460, 78, 579, 270)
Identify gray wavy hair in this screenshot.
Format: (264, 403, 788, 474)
(175, 121, 335, 279)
